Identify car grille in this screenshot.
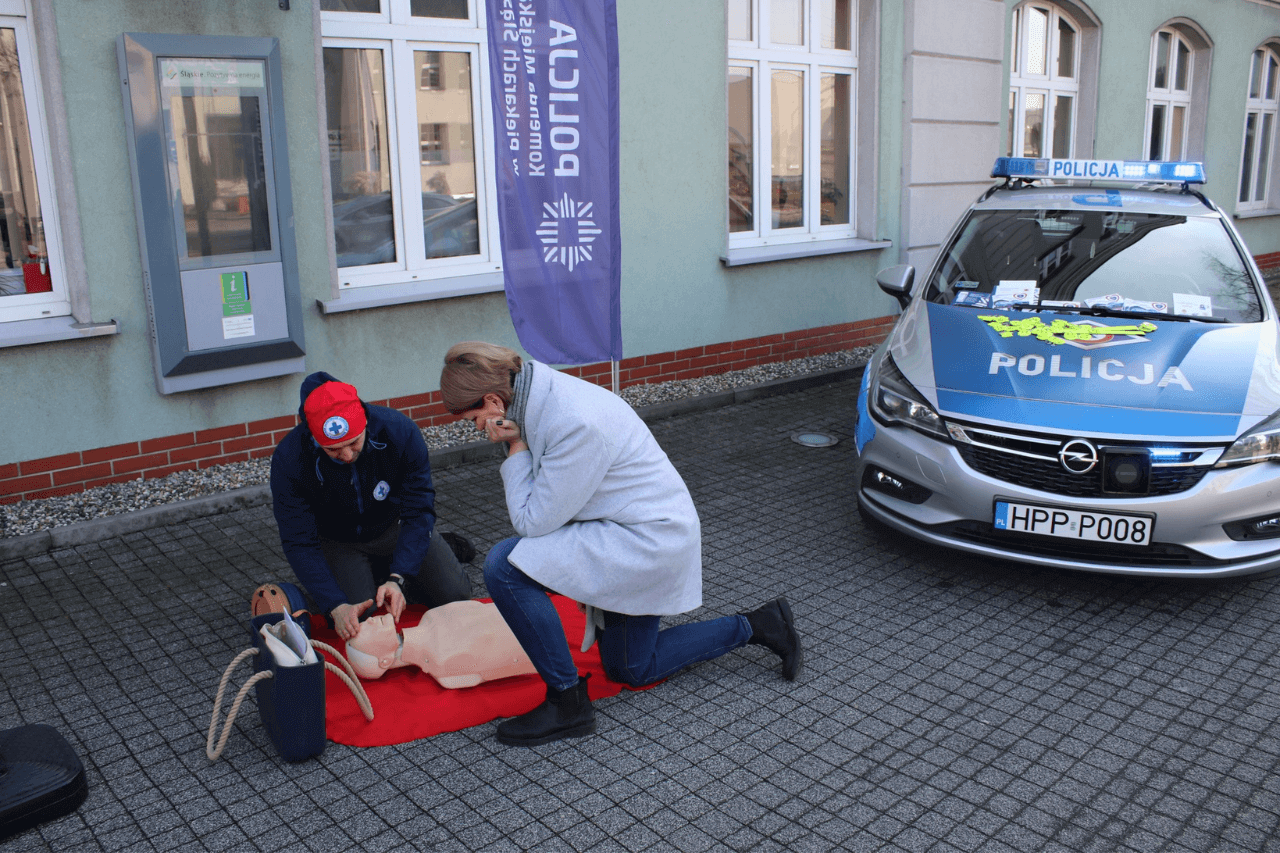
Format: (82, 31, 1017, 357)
(948, 421, 1217, 499)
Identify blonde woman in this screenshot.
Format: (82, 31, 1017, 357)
(440, 342, 801, 747)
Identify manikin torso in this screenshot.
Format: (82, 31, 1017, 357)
(345, 600, 537, 689)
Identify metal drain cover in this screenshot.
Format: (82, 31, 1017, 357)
(791, 432, 838, 448)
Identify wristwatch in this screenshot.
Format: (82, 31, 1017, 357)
(388, 573, 405, 589)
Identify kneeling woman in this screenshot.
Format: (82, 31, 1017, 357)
(440, 342, 802, 747)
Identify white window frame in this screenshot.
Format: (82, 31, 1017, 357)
(320, 1, 503, 302)
(1238, 44, 1280, 214)
(1008, 2, 1080, 159)
(727, 0, 859, 251)
(1144, 28, 1194, 162)
(0, 11, 68, 325)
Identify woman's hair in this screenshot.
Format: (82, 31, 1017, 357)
(440, 341, 523, 412)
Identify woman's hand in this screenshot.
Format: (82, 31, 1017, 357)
(486, 418, 529, 456)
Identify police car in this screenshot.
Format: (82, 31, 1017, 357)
(854, 157, 1280, 577)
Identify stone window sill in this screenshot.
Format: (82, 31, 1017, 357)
(721, 238, 891, 267)
(0, 316, 118, 349)
(319, 271, 504, 314)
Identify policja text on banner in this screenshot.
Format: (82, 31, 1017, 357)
(485, 0, 622, 365)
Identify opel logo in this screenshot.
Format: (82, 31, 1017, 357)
(1059, 439, 1099, 474)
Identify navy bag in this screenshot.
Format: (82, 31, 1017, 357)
(250, 612, 327, 762)
(207, 590, 372, 763)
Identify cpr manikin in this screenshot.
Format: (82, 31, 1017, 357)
(345, 600, 537, 688)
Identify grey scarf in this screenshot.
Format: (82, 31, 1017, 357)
(506, 360, 534, 428)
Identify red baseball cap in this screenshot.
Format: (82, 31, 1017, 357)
(304, 381, 367, 447)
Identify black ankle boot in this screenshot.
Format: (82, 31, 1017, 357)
(744, 598, 803, 681)
(496, 674, 597, 746)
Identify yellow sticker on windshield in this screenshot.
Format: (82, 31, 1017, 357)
(977, 315, 1157, 345)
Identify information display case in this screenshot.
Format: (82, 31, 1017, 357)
(119, 33, 305, 394)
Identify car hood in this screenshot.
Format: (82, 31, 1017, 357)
(887, 301, 1280, 441)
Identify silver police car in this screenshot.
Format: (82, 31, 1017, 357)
(854, 158, 1280, 577)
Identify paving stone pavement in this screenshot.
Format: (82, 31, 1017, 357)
(3, 375, 1280, 852)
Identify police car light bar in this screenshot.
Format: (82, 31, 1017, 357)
(992, 157, 1206, 184)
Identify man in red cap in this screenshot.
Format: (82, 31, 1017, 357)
(270, 372, 472, 639)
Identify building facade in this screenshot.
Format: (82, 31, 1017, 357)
(2, 0, 1279, 504)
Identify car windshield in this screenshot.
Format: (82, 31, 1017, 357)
(924, 207, 1264, 322)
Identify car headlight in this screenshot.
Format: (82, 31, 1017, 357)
(1217, 409, 1280, 467)
(869, 354, 949, 439)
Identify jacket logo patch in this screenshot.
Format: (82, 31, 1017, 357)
(978, 315, 1156, 349)
(373, 481, 390, 501)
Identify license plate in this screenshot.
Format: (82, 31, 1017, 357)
(993, 501, 1153, 546)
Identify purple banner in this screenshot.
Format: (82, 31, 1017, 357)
(485, 0, 622, 365)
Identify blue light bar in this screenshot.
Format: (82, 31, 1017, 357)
(992, 158, 1206, 184)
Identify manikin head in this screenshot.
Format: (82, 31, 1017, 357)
(345, 613, 404, 679)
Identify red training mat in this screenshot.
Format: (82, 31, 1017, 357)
(314, 595, 643, 746)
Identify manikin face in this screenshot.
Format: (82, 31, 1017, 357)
(348, 613, 401, 669)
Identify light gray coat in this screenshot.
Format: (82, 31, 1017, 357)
(501, 363, 703, 616)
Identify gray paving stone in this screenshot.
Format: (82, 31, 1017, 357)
(7, 375, 1280, 851)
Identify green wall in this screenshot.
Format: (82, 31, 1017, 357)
(615, 1, 899, 353)
(2, 0, 900, 466)
(8, 0, 1278, 468)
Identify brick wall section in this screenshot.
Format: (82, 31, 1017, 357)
(0, 318, 894, 504)
(1256, 251, 1280, 279)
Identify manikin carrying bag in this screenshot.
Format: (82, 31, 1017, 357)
(207, 606, 373, 762)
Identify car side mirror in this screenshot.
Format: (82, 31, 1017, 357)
(876, 264, 915, 309)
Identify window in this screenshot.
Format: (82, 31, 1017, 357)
(0, 16, 67, 324)
(1007, 3, 1079, 159)
(1146, 29, 1192, 161)
(1239, 45, 1280, 212)
(1144, 23, 1210, 164)
(420, 123, 447, 165)
(419, 51, 443, 90)
(727, 0, 858, 247)
(320, 1, 493, 291)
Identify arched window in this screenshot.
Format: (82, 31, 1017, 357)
(1239, 45, 1280, 211)
(1145, 22, 1210, 162)
(1007, 3, 1080, 158)
(1146, 29, 1192, 160)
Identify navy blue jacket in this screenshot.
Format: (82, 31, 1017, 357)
(270, 372, 438, 614)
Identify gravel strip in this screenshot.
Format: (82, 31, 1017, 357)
(1, 348, 872, 538)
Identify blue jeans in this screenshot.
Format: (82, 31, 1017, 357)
(484, 537, 752, 691)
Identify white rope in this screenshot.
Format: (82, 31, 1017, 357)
(206, 648, 271, 761)
(312, 640, 375, 722)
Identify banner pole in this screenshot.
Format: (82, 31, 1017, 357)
(611, 360, 619, 395)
